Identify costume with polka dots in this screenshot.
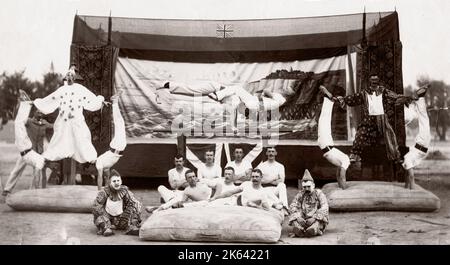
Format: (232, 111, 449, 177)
(33, 83, 105, 163)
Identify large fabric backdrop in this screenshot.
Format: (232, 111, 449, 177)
(70, 11, 406, 180)
(115, 55, 348, 140)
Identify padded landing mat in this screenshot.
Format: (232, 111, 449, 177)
(140, 206, 283, 243)
(322, 181, 440, 212)
(6, 185, 98, 213)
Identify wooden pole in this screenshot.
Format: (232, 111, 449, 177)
(177, 133, 186, 158)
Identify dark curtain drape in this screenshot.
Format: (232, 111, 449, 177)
(356, 40, 405, 181)
(356, 40, 405, 146)
(69, 44, 119, 155)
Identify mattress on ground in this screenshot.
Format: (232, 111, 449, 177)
(140, 205, 283, 243)
(322, 181, 440, 212)
(6, 185, 98, 213)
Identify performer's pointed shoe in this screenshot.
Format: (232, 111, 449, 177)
(103, 228, 114, 237)
(110, 89, 123, 102)
(19, 89, 31, 101)
(156, 81, 170, 90)
(207, 92, 219, 102)
(415, 84, 429, 98)
(319, 85, 334, 100)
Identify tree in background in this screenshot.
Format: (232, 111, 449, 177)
(417, 75, 450, 141)
(0, 70, 34, 127)
(0, 63, 63, 128)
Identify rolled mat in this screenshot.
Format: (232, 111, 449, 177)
(322, 181, 440, 212)
(6, 185, 98, 213)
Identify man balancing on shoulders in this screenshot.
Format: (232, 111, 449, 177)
(92, 170, 142, 237)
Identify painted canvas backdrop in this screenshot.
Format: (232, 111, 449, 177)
(115, 55, 347, 141)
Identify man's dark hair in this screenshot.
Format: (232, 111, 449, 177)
(185, 169, 196, 177)
(251, 168, 263, 177)
(205, 149, 215, 154)
(224, 167, 235, 174)
(234, 145, 244, 152)
(266, 146, 277, 152)
(174, 154, 184, 160)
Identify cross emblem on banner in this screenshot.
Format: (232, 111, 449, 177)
(216, 24, 233, 38)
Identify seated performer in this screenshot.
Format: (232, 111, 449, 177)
(225, 143, 263, 185)
(192, 149, 222, 181)
(402, 85, 431, 189)
(317, 85, 350, 189)
(95, 90, 126, 190)
(210, 169, 283, 211)
(92, 170, 142, 237)
(157, 154, 189, 203)
(219, 167, 238, 193)
(30, 66, 107, 164)
(2, 90, 49, 196)
(288, 170, 329, 237)
(255, 146, 288, 208)
(146, 169, 223, 213)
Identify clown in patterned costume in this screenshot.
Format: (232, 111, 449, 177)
(333, 74, 423, 164)
(288, 169, 329, 237)
(92, 170, 142, 236)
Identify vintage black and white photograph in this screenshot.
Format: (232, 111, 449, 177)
(0, 0, 449, 247)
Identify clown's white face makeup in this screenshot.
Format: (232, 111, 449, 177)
(110, 176, 122, 191)
(65, 70, 75, 85)
(302, 181, 314, 193)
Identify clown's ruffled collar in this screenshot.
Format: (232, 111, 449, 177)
(104, 185, 129, 201)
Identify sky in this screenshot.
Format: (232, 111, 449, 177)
(0, 0, 449, 87)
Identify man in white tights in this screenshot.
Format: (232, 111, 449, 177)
(317, 85, 350, 189)
(95, 90, 127, 190)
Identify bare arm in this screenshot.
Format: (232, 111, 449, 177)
(168, 170, 177, 190)
(210, 186, 242, 200)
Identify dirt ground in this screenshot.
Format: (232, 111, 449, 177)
(1, 123, 450, 245)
